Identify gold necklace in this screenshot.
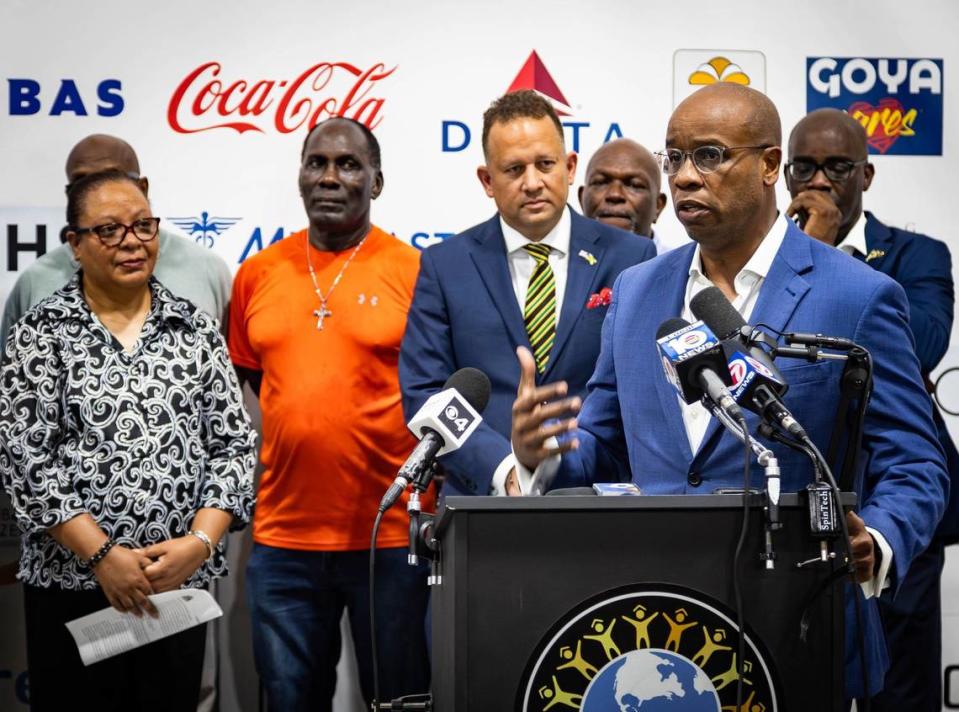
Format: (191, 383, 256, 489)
(305, 233, 367, 330)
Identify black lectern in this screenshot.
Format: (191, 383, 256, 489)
(430, 494, 851, 711)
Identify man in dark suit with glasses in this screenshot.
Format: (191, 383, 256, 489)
(787, 107, 957, 711)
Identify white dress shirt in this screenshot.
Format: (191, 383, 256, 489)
(501, 206, 572, 315)
(510, 212, 891, 597)
(837, 212, 868, 258)
(678, 213, 790, 452)
(489, 207, 573, 495)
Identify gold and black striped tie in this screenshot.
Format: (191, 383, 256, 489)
(522, 243, 556, 373)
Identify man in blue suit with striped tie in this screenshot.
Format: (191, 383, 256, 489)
(787, 107, 956, 710)
(399, 90, 655, 498)
(508, 84, 948, 701)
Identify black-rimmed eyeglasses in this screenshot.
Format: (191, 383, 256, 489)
(71, 217, 161, 247)
(785, 158, 868, 183)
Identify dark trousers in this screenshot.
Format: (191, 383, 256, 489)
(23, 584, 207, 712)
(246, 543, 430, 712)
(871, 541, 945, 711)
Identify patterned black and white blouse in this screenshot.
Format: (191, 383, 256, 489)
(0, 274, 256, 590)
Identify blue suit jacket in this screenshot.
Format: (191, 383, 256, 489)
(862, 211, 959, 543)
(551, 219, 948, 697)
(399, 209, 656, 496)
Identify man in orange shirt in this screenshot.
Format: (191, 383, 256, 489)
(229, 117, 431, 711)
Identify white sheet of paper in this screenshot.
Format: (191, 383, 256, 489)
(64, 589, 222, 666)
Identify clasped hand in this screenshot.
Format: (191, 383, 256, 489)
(92, 535, 207, 616)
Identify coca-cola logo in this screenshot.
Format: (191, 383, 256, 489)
(167, 61, 396, 134)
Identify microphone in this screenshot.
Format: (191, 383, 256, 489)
(656, 318, 743, 421)
(379, 368, 491, 513)
(690, 287, 807, 439)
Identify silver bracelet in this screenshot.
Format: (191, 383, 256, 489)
(188, 529, 215, 559)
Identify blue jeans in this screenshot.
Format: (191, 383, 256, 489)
(246, 543, 430, 712)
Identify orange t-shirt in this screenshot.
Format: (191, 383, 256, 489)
(228, 226, 432, 550)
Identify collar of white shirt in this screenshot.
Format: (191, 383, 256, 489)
(500, 205, 572, 257)
(837, 212, 867, 258)
(684, 212, 791, 321)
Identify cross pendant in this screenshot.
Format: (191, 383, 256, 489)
(313, 306, 333, 330)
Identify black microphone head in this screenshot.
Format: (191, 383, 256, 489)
(444, 367, 491, 413)
(690, 286, 745, 340)
(656, 317, 691, 340)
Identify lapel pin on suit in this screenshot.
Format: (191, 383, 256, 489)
(578, 249, 597, 265)
(865, 249, 885, 263)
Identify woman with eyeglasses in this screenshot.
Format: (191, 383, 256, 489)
(0, 170, 256, 712)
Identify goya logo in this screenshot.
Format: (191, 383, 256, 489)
(518, 585, 778, 711)
(7, 78, 124, 116)
(441, 50, 625, 154)
(806, 57, 943, 155)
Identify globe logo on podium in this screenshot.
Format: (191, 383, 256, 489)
(580, 648, 720, 711)
(519, 586, 777, 711)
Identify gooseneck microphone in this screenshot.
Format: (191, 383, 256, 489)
(690, 287, 807, 439)
(378, 367, 491, 513)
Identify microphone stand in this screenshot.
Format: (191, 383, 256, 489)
(709, 403, 782, 568)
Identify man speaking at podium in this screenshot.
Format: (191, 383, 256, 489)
(506, 83, 948, 699)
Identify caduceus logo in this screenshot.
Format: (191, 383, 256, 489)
(167, 61, 397, 134)
(518, 586, 778, 711)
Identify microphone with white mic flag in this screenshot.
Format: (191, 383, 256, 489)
(378, 367, 491, 513)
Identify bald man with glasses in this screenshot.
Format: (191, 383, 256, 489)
(507, 84, 948, 703)
(787, 108, 958, 711)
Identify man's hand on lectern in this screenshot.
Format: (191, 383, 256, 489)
(510, 346, 581, 479)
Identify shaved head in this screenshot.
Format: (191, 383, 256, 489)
(665, 82, 782, 254)
(65, 134, 140, 183)
(673, 83, 782, 147)
(585, 139, 660, 191)
(789, 108, 868, 160)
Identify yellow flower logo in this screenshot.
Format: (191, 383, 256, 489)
(689, 56, 751, 86)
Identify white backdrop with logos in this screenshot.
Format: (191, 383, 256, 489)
(1, 0, 958, 709)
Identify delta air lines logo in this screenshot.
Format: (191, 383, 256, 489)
(506, 50, 573, 116)
(673, 51, 767, 107)
(518, 585, 778, 711)
(441, 50, 625, 154)
(806, 57, 943, 155)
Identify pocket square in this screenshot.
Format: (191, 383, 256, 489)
(587, 287, 612, 309)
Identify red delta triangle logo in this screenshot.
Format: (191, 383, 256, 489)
(506, 51, 573, 115)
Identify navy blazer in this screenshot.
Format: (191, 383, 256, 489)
(550, 218, 948, 697)
(399, 208, 656, 496)
(862, 211, 959, 543)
